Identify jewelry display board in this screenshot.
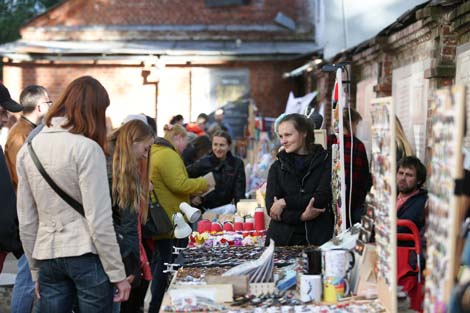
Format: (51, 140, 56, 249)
(424, 86, 465, 312)
(331, 68, 347, 233)
(369, 97, 397, 313)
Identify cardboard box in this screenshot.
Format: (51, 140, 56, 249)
(236, 199, 258, 217)
(219, 214, 234, 223)
(202, 212, 218, 221)
(206, 275, 249, 296)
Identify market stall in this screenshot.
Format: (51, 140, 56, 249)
(155, 198, 387, 313)
(153, 82, 468, 313)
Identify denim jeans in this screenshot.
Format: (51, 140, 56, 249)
(148, 238, 187, 313)
(112, 296, 120, 313)
(38, 253, 114, 313)
(11, 254, 36, 313)
(148, 239, 172, 313)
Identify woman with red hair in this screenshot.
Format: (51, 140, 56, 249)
(16, 76, 131, 312)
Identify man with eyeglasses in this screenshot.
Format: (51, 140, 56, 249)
(5, 85, 51, 190)
(4, 84, 50, 313)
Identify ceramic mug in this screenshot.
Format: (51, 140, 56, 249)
(302, 247, 322, 275)
(323, 275, 349, 303)
(322, 249, 355, 277)
(299, 274, 322, 303)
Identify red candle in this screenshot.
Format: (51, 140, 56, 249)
(197, 220, 211, 233)
(211, 222, 222, 232)
(244, 222, 254, 231)
(223, 222, 234, 232)
(254, 207, 265, 231)
(234, 216, 244, 231)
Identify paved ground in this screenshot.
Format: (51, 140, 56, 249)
(0, 254, 18, 313)
(1, 254, 18, 275)
(0, 255, 153, 313)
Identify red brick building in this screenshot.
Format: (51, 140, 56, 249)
(287, 0, 470, 165)
(0, 0, 322, 133)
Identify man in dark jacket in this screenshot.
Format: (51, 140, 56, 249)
(396, 155, 428, 312)
(0, 83, 24, 271)
(396, 156, 428, 237)
(187, 150, 245, 210)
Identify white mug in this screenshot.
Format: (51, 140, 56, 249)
(299, 274, 322, 303)
(322, 249, 355, 277)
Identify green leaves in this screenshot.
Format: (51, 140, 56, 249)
(0, 0, 60, 44)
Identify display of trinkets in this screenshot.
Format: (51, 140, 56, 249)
(164, 288, 387, 312)
(369, 97, 397, 312)
(162, 296, 228, 312)
(424, 86, 465, 311)
(163, 292, 386, 312)
(181, 245, 304, 268)
(188, 231, 265, 248)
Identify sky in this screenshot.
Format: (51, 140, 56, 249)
(322, 0, 428, 58)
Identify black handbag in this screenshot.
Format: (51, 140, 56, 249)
(142, 190, 173, 238)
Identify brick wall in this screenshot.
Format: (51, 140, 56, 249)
(297, 2, 466, 165)
(2, 59, 300, 130)
(2, 63, 157, 128)
(248, 61, 302, 117)
(450, 1, 470, 46)
(304, 67, 335, 131)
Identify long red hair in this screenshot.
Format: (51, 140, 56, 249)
(45, 76, 110, 149)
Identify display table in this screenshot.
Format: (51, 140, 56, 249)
(158, 245, 387, 313)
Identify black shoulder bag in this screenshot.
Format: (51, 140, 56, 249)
(142, 190, 174, 239)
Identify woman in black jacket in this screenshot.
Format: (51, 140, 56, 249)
(107, 119, 155, 313)
(187, 130, 246, 210)
(266, 113, 334, 246)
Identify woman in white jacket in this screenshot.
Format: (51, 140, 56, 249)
(16, 76, 130, 312)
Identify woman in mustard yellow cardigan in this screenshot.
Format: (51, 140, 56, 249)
(148, 124, 210, 312)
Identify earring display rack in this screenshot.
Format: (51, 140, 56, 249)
(331, 68, 347, 233)
(424, 86, 465, 312)
(369, 96, 397, 313)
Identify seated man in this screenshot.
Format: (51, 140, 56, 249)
(396, 156, 428, 311)
(396, 156, 428, 238)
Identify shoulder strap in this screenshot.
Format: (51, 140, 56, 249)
(27, 141, 85, 217)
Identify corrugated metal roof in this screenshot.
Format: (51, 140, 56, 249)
(0, 40, 321, 61)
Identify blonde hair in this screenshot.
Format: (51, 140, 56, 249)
(109, 120, 154, 212)
(163, 123, 187, 144)
(395, 117, 413, 157)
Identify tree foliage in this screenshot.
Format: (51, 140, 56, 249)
(0, 0, 61, 44)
